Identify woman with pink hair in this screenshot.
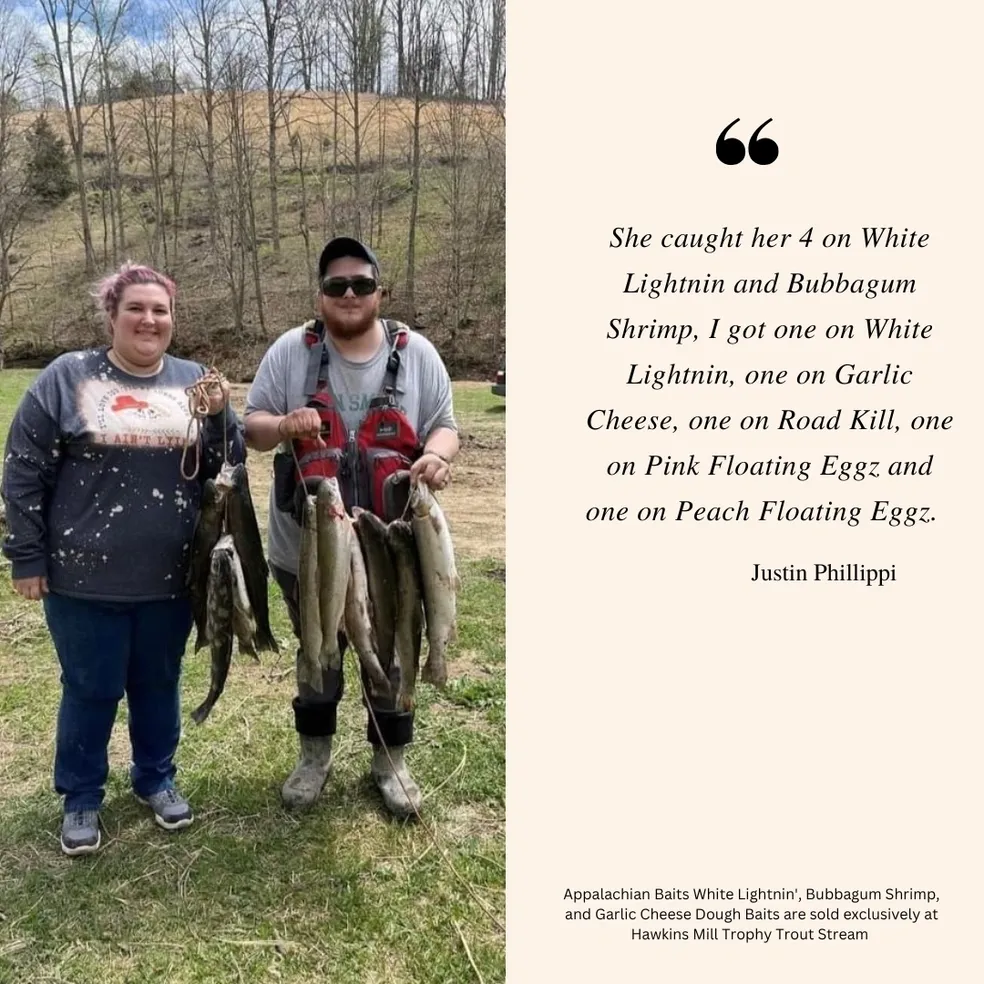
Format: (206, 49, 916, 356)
(1, 261, 246, 856)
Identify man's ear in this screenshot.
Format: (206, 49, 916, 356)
(380, 285, 390, 300)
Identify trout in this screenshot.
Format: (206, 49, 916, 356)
(221, 462, 278, 653)
(344, 518, 392, 698)
(192, 534, 235, 723)
(354, 509, 399, 691)
(229, 539, 258, 660)
(386, 519, 424, 711)
(188, 478, 228, 651)
(316, 478, 350, 673)
(409, 481, 459, 687)
(297, 492, 324, 691)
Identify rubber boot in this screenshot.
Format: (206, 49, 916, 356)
(371, 744, 422, 818)
(281, 735, 334, 809)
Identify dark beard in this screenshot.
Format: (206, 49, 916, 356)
(322, 309, 377, 339)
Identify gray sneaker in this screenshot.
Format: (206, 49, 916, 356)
(137, 788, 194, 830)
(60, 809, 101, 856)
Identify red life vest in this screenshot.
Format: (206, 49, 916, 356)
(287, 318, 422, 518)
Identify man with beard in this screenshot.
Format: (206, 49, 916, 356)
(244, 237, 459, 817)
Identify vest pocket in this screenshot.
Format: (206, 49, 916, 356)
(277, 445, 344, 515)
(273, 451, 298, 513)
(363, 448, 412, 520)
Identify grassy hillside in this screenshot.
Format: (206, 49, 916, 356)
(3, 90, 505, 381)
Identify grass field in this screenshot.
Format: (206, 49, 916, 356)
(0, 370, 505, 983)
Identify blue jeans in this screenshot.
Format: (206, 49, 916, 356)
(43, 592, 194, 813)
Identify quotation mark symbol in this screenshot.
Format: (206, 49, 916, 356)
(716, 118, 779, 165)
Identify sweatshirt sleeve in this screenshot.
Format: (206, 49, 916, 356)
(198, 400, 247, 483)
(1, 377, 65, 580)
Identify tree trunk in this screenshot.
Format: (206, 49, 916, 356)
(405, 90, 421, 327)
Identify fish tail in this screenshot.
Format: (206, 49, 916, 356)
(253, 627, 279, 654)
(365, 655, 391, 695)
(297, 661, 325, 694)
(191, 692, 218, 724)
(318, 639, 342, 672)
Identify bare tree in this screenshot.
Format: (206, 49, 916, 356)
(131, 25, 181, 268)
(86, 0, 132, 267)
(431, 95, 500, 368)
(399, 0, 442, 325)
(215, 46, 267, 335)
(331, 0, 388, 239)
(0, 9, 37, 364)
(38, 0, 98, 272)
(242, 0, 294, 258)
(445, 0, 476, 99)
(393, 0, 407, 95)
(478, 0, 504, 104)
(284, 0, 329, 92)
(282, 96, 316, 288)
(164, 24, 190, 263)
(173, 0, 231, 255)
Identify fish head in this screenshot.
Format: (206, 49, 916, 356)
(215, 461, 243, 492)
(356, 509, 388, 536)
(208, 534, 236, 578)
(354, 510, 390, 560)
(408, 480, 436, 517)
(202, 478, 224, 508)
(385, 518, 413, 549)
(302, 494, 318, 528)
(316, 476, 346, 518)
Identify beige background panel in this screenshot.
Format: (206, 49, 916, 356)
(508, 0, 981, 980)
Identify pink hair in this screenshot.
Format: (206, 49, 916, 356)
(93, 261, 176, 321)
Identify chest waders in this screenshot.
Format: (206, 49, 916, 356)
(275, 319, 421, 788)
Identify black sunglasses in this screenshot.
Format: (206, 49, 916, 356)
(320, 275, 378, 297)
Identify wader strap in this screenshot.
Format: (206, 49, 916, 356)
(303, 319, 329, 397)
(381, 319, 406, 400)
(308, 319, 408, 404)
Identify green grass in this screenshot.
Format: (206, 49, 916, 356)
(451, 384, 505, 443)
(0, 373, 504, 983)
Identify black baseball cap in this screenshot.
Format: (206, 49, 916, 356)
(318, 236, 381, 280)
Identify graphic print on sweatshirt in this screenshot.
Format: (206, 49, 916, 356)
(77, 378, 198, 449)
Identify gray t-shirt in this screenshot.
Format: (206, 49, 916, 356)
(245, 319, 457, 574)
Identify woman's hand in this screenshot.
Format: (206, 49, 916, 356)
(13, 576, 48, 601)
(206, 375, 231, 416)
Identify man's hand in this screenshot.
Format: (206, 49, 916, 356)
(13, 576, 48, 601)
(279, 408, 323, 440)
(410, 452, 451, 491)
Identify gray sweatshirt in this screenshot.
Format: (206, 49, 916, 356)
(1, 348, 246, 602)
